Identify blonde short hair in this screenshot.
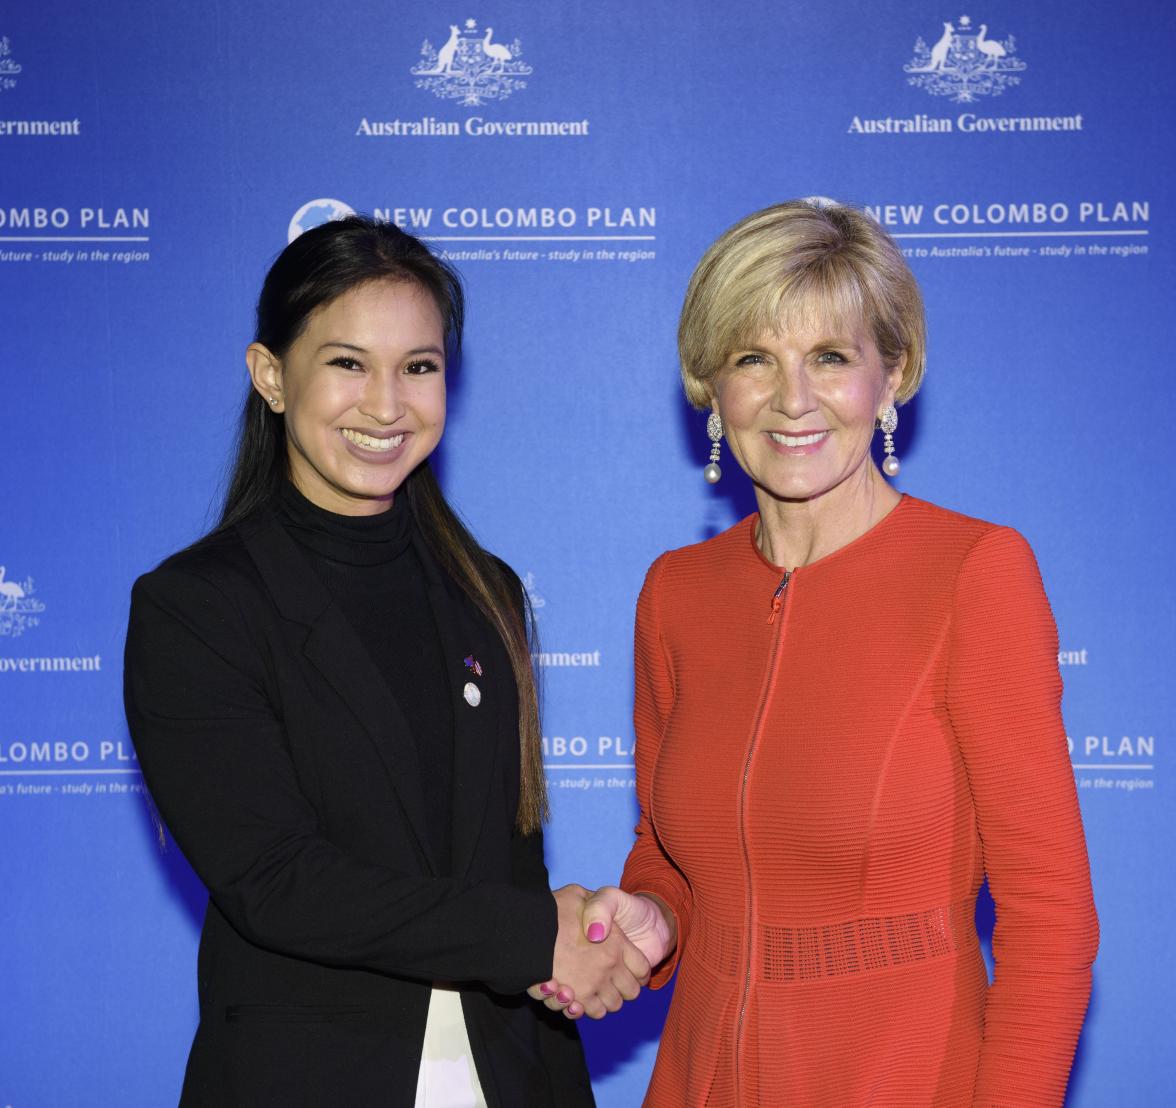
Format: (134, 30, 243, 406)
(678, 200, 926, 409)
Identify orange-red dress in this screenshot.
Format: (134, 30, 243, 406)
(620, 496, 1097, 1107)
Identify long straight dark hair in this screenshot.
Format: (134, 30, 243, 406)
(218, 216, 547, 833)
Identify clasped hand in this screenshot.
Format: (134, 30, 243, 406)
(528, 885, 675, 1020)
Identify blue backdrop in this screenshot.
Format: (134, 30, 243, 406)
(2, 1, 1172, 1103)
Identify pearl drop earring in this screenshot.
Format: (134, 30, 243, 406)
(879, 404, 900, 477)
(704, 412, 723, 484)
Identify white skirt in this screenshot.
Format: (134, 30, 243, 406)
(413, 986, 488, 1108)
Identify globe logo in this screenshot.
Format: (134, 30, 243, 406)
(288, 198, 356, 243)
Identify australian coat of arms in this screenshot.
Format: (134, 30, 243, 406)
(0, 566, 44, 638)
(412, 19, 532, 106)
(904, 15, 1026, 104)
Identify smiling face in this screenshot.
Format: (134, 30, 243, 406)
(248, 279, 447, 516)
(712, 306, 902, 507)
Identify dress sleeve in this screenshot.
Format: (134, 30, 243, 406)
(620, 555, 693, 987)
(124, 567, 556, 994)
(946, 528, 1098, 1106)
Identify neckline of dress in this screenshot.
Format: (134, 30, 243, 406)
(745, 493, 914, 578)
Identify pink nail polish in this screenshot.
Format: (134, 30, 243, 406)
(557, 988, 572, 1003)
(539, 983, 554, 996)
(586, 922, 605, 942)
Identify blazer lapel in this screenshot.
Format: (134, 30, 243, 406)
(411, 532, 502, 882)
(238, 510, 439, 874)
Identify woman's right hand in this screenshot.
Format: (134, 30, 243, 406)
(536, 884, 651, 1020)
(529, 886, 676, 1018)
(581, 887, 676, 970)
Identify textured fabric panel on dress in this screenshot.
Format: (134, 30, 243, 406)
(759, 900, 972, 982)
(692, 901, 972, 983)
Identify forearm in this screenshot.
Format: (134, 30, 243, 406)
(973, 961, 1093, 1106)
(971, 855, 1096, 1104)
(166, 811, 558, 991)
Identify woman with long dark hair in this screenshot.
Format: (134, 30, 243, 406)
(124, 216, 647, 1106)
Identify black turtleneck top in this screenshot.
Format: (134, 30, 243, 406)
(278, 482, 454, 872)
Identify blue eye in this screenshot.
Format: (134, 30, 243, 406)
(735, 353, 766, 366)
(816, 351, 848, 364)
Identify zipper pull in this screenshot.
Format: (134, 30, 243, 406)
(767, 571, 792, 624)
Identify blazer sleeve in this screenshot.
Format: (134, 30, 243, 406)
(620, 555, 693, 987)
(124, 566, 556, 994)
(946, 528, 1098, 1106)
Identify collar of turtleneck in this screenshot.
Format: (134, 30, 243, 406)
(277, 480, 413, 567)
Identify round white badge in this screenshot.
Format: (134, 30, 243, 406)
(463, 682, 482, 707)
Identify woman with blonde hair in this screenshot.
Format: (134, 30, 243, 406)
(536, 200, 1098, 1106)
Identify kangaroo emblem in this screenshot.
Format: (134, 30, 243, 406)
(926, 22, 954, 71)
(432, 25, 459, 74)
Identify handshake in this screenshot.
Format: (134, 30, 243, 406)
(527, 884, 677, 1020)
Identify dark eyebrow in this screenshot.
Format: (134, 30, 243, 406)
(316, 342, 445, 357)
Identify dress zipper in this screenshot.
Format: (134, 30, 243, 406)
(735, 569, 793, 1098)
(767, 571, 792, 624)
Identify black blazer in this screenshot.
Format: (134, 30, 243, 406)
(124, 508, 593, 1107)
